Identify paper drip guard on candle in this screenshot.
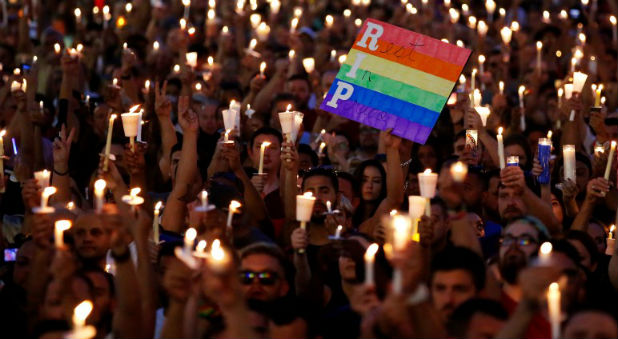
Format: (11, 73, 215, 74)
(329, 225, 344, 241)
(174, 228, 200, 270)
(538, 138, 552, 184)
(322, 200, 341, 216)
(194, 189, 215, 212)
(474, 106, 491, 126)
(121, 187, 145, 207)
(120, 105, 142, 150)
(34, 169, 51, 188)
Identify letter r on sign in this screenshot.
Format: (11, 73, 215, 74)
(326, 81, 354, 108)
(356, 22, 384, 51)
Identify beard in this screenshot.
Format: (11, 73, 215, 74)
(499, 248, 528, 284)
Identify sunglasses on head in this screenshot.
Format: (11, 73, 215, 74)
(239, 270, 278, 286)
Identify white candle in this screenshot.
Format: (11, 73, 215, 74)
(199, 190, 208, 210)
(279, 105, 295, 141)
(302, 58, 315, 73)
(259, 61, 266, 77)
(536, 41, 543, 74)
(478, 55, 485, 75)
(185, 52, 197, 69)
(54, 220, 72, 249)
(227, 200, 241, 229)
(471, 68, 477, 93)
(40, 186, 57, 209)
(34, 169, 50, 188)
(572, 71, 588, 93)
(153, 201, 162, 243)
(94, 179, 106, 213)
(72, 300, 94, 338)
(563, 145, 576, 182)
(418, 169, 437, 216)
(334, 225, 343, 238)
(604, 141, 616, 180)
(450, 161, 468, 182)
(547, 282, 561, 339)
(364, 243, 379, 286)
(256, 22, 270, 41)
(184, 228, 197, 255)
(498, 127, 505, 169)
(104, 114, 117, 171)
(182, 0, 191, 19)
(538, 241, 552, 266)
(611, 16, 617, 44)
(318, 142, 326, 157)
(518, 85, 526, 130)
(258, 141, 271, 174)
(121, 105, 142, 151)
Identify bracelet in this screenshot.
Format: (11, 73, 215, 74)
(400, 158, 413, 167)
(53, 168, 69, 176)
(111, 248, 131, 263)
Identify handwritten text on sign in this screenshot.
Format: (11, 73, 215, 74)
(320, 19, 471, 144)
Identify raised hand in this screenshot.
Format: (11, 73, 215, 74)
(124, 142, 147, 176)
(154, 81, 172, 118)
(53, 124, 75, 173)
(381, 128, 401, 149)
(291, 227, 308, 250)
(178, 106, 199, 134)
(585, 177, 610, 202)
(561, 179, 579, 203)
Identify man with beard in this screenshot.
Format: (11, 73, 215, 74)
(238, 242, 307, 338)
(498, 166, 561, 235)
(429, 247, 486, 322)
(73, 213, 112, 268)
(497, 216, 550, 338)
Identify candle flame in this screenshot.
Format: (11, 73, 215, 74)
(229, 200, 241, 211)
(55, 219, 72, 232)
(261, 141, 271, 148)
(73, 300, 93, 326)
(155, 201, 163, 211)
(94, 179, 106, 191)
(611, 141, 617, 148)
(129, 104, 141, 113)
(286, 104, 292, 112)
(364, 243, 379, 261)
(498, 127, 503, 135)
(185, 228, 197, 242)
(478, 54, 485, 64)
(547, 130, 552, 139)
(130, 187, 141, 197)
(42, 186, 57, 198)
(390, 209, 397, 216)
(196, 240, 207, 252)
(336, 225, 343, 233)
(540, 242, 553, 255)
(260, 61, 266, 73)
(536, 41, 543, 50)
(423, 168, 432, 175)
(67, 201, 75, 210)
(610, 225, 615, 233)
(303, 192, 314, 198)
(211, 239, 225, 261)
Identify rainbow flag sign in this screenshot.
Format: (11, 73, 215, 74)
(320, 19, 471, 144)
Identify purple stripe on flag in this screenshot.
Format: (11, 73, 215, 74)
(320, 94, 432, 144)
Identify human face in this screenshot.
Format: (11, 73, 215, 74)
(359, 127, 379, 150)
(431, 270, 478, 320)
(567, 239, 593, 271)
(286, 79, 310, 107)
(41, 277, 92, 321)
(499, 221, 540, 284)
(498, 186, 526, 222)
(338, 178, 355, 203)
(465, 313, 506, 339)
(431, 204, 448, 244)
(417, 145, 438, 171)
(453, 137, 465, 157)
(73, 215, 111, 262)
(463, 174, 485, 209)
(85, 271, 113, 325)
(249, 134, 281, 174)
(587, 222, 606, 254)
(196, 103, 219, 135)
(93, 105, 110, 137)
(303, 175, 337, 219)
(298, 152, 313, 172)
(505, 144, 527, 167)
(361, 166, 383, 201)
(240, 254, 288, 302)
(563, 311, 618, 339)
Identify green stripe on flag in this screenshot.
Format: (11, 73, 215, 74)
(336, 64, 448, 113)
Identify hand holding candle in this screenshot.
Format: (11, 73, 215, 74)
(34, 186, 57, 214)
(153, 201, 163, 244)
(226, 200, 241, 229)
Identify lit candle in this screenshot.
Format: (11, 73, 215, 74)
(34, 169, 51, 188)
(326, 201, 332, 213)
(418, 169, 437, 216)
(72, 300, 95, 339)
(94, 179, 106, 213)
(325, 14, 334, 28)
(38, 186, 57, 212)
(506, 156, 519, 167)
(226, 200, 241, 229)
(594, 84, 603, 107)
(536, 41, 543, 75)
(121, 106, 141, 152)
(249, 13, 261, 29)
(471, 68, 477, 93)
(54, 220, 72, 249)
(558, 88, 564, 108)
(153, 41, 160, 52)
(153, 201, 162, 243)
(547, 282, 561, 339)
(259, 61, 266, 77)
(318, 142, 326, 157)
(185, 52, 197, 69)
(478, 54, 485, 74)
(518, 85, 526, 131)
(121, 187, 145, 214)
(104, 114, 117, 171)
(572, 71, 588, 94)
(500, 26, 512, 45)
(256, 22, 270, 41)
(538, 241, 552, 266)
(563, 145, 576, 182)
(334, 225, 343, 239)
(499, 80, 504, 95)
(497, 127, 505, 169)
(184, 228, 197, 255)
(258, 141, 271, 174)
(450, 161, 468, 182)
(74, 8, 82, 23)
(245, 104, 255, 119)
(364, 243, 379, 286)
(477, 20, 488, 37)
(538, 138, 552, 184)
(485, 0, 495, 21)
(182, 0, 190, 19)
(66, 201, 75, 210)
(54, 43, 61, 54)
(290, 17, 299, 33)
(296, 192, 316, 229)
(606, 225, 616, 256)
(208, 239, 229, 272)
(542, 10, 551, 24)
(279, 105, 295, 142)
(475, 106, 490, 127)
(604, 141, 616, 180)
(302, 58, 315, 73)
(449, 8, 460, 24)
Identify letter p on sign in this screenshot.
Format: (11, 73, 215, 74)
(326, 81, 354, 108)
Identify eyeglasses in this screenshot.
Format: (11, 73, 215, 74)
(239, 270, 278, 286)
(500, 234, 539, 247)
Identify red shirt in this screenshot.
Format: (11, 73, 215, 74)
(501, 291, 551, 339)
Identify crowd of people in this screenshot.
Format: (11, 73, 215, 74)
(0, 0, 617, 338)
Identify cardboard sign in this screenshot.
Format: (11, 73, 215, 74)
(319, 19, 471, 144)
